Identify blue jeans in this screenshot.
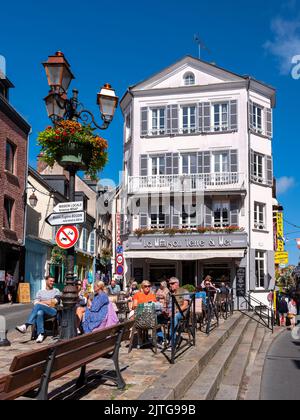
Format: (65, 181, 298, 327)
(26, 304, 57, 335)
(170, 312, 183, 344)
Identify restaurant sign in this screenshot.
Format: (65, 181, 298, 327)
(127, 233, 248, 250)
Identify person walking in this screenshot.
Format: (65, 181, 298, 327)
(288, 298, 298, 329)
(6, 272, 16, 305)
(278, 295, 289, 327)
(16, 276, 61, 343)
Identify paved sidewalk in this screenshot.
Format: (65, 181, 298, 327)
(0, 314, 243, 400)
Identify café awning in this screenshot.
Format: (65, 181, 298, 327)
(124, 249, 245, 261)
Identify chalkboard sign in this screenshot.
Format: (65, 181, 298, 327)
(236, 267, 246, 297)
(133, 268, 143, 283)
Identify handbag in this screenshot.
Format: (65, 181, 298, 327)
(134, 303, 157, 329)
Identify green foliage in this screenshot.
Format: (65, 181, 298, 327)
(182, 284, 196, 292)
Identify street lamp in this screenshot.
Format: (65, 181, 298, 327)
(42, 51, 118, 339)
(29, 192, 38, 208)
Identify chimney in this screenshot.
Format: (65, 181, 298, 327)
(37, 153, 48, 174)
(84, 174, 98, 192)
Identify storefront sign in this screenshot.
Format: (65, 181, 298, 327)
(236, 267, 246, 297)
(274, 251, 289, 265)
(17, 283, 31, 304)
(127, 233, 248, 251)
(276, 212, 284, 252)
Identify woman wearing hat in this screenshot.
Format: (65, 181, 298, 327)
(133, 280, 157, 309)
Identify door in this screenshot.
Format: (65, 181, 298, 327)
(212, 152, 229, 184)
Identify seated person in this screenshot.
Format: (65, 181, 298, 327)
(76, 280, 88, 335)
(82, 281, 119, 333)
(133, 280, 157, 310)
(156, 281, 170, 312)
(108, 278, 121, 295)
(196, 286, 207, 308)
(16, 276, 61, 343)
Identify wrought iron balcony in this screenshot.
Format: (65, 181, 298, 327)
(127, 172, 245, 194)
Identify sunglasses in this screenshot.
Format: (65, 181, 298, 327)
(143, 285, 151, 288)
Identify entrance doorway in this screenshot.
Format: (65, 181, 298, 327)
(150, 264, 176, 288)
(182, 261, 196, 285)
(203, 263, 231, 286)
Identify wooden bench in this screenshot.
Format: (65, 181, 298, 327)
(0, 320, 133, 400)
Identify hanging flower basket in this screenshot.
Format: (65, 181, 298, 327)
(37, 120, 108, 179)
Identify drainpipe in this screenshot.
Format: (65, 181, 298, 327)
(246, 77, 252, 295)
(22, 129, 32, 281)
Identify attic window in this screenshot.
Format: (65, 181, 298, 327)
(183, 72, 195, 86)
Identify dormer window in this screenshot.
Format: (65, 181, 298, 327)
(183, 72, 195, 86)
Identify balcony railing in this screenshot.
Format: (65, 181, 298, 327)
(128, 172, 245, 194)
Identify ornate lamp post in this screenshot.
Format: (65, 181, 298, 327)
(42, 51, 118, 339)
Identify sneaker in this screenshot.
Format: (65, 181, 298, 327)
(16, 325, 27, 334)
(36, 334, 45, 344)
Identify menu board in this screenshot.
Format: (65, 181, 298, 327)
(236, 267, 246, 297)
(17, 283, 31, 304)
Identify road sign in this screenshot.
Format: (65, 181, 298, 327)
(53, 201, 84, 213)
(116, 245, 123, 254)
(56, 225, 79, 249)
(116, 255, 124, 265)
(46, 211, 86, 226)
(116, 265, 124, 276)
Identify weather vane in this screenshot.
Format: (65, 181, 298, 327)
(194, 34, 211, 60)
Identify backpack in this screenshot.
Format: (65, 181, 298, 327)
(278, 298, 288, 314)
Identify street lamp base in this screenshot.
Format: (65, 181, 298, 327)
(60, 306, 77, 340)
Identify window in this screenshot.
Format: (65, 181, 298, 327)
(181, 106, 196, 133)
(213, 152, 229, 173)
(5, 141, 15, 173)
(150, 205, 166, 229)
(252, 104, 263, 133)
(255, 250, 265, 288)
(183, 72, 195, 86)
(253, 153, 264, 183)
(125, 112, 131, 141)
(3, 197, 14, 230)
(89, 230, 95, 254)
(182, 203, 197, 228)
(254, 202, 266, 230)
(151, 108, 165, 135)
(213, 201, 230, 228)
(182, 154, 197, 174)
(151, 156, 165, 176)
(81, 228, 88, 252)
(212, 103, 229, 132)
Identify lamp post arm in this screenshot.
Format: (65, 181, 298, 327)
(77, 109, 109, 130)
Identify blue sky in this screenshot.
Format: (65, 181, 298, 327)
(1, 0, 300, 264)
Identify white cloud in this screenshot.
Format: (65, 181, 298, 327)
(264, 17, 300, 74)
(277, 176, 296, 194)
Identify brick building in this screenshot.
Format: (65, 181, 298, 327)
(0, 73, 31, 302)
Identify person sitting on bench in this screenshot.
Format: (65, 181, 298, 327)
(82, 281, 110, 333)
(16, 276, 61, 343)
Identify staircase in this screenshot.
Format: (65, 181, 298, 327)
(236, 292, 274, 333)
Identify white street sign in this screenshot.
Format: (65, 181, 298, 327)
(53, 201, 84, 213)
(46, 211, 86, 226)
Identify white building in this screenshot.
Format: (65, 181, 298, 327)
(120, 56, 275, 297)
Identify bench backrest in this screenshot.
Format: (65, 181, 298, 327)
(3, 320, 133, 399)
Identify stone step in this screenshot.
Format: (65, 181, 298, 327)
(214, 321, 258, 400)
(182, 316, 250, 401)
(138, 312, 244, 401)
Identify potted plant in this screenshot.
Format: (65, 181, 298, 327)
(37, 120, 108, 179)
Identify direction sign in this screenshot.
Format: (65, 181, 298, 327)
(46, 211, 86, 226)
(56, 225, 79, 249)
(53, 201, 84, 213)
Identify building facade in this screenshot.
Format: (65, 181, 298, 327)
(120, 56, 275, 296)
(0, 74, 30, 303)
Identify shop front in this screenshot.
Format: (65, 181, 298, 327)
(75, 251, 94, 283)
(124, 233, 248, 289)
(0, 241, 25, 304)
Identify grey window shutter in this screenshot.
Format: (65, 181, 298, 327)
(265, 108, 272, 138)
(140, 213, 148, 229)
(205, 198, 213, 227)
(163, 205, 171, 228)
(250, 149, 254, 181)
(167, 106, 171, 135)
(204, 152, 211, 173)
(196, 202, 204, 226)
(230, 199, 239, 226)
(171, 105, 179, 135)
(173, 153, 179, 175)
(197, 152, 203, 173)
(230, 100, 238, 131)
(140, 154, 148, 176)
(230, 150, 238, 173)
(172, 205, 180, 228)
(141, 107, 148, 136)
(203, 102, 211, 132)
(198, 103, 203, 133)
(249, 100, 254, 131)
(166, 153, 172, 175)
(266, 156, 273, 187)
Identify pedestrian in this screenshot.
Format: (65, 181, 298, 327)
(6, 272, 16, 305)
(288, 298, 298, 329)
(15, 276, 61, 343)
(278, 295, 289, 327)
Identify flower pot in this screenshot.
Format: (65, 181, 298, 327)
(57, 142, 92, 170)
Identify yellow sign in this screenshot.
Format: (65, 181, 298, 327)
(274, 251, 289, 265)
(17, 283, 31, 304)
(276, 212, 284, 252)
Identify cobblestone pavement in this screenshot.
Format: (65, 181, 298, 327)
(0, 329, 172, 400)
